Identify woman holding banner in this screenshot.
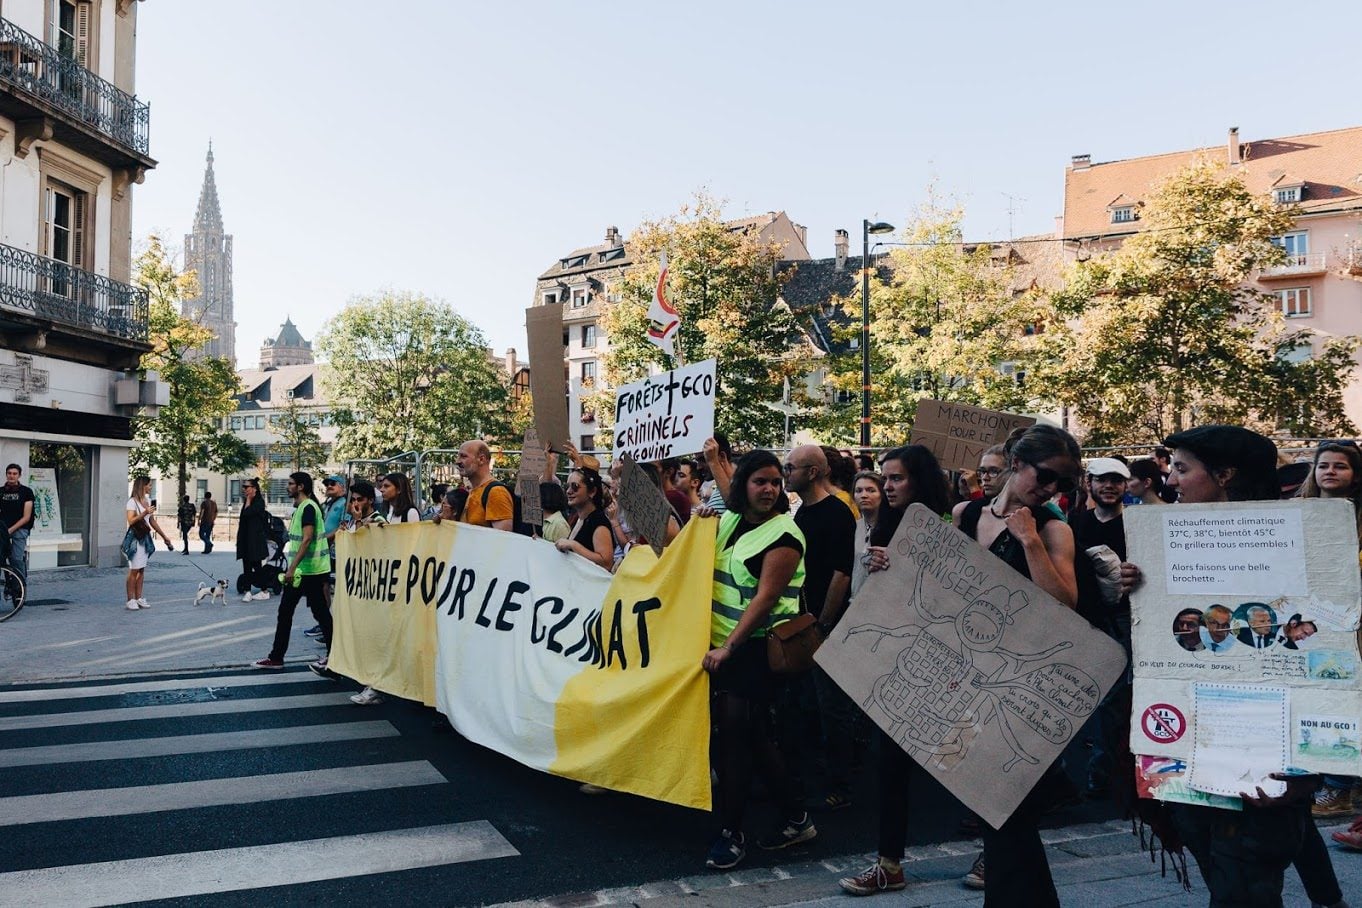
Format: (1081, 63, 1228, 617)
(699, 450, 813, 871)
(838, 446, 954, 896)
(555, 468, 613, 571)
(1122, 426, 1345, 908)
(949, 425, 1080, 905)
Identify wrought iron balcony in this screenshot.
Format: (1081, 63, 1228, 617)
(0, 241, 148, 341)
(0, 16, 149, 156)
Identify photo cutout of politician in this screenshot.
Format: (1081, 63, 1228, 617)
(1277, 613, 1319, 650)
(1173, 608, 1204, 652)
(1198, 604, 1237, 654)
(1233, 602, 1279, 651)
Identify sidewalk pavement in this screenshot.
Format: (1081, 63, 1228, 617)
(501, 820, 1361, 907)
(0, 538, 323, 685)
(5, 544, 1361, 907)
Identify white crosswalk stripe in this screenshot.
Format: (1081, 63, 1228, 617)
(0, 670, 520, 902)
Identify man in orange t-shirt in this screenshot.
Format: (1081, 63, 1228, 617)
(457, 439, 513, 530)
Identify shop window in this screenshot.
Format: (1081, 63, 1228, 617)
(27, 442, 92, 568)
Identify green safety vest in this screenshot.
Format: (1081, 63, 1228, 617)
(287, 498, 331, 576)
(711, 510, 805, 648)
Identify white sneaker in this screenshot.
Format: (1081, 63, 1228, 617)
(350, 686, 383, 706)
(136, 598, 150, 609)
(251, 591, 271, 601)
(125, 599, 139, 611)
(242, 592, 253, 602)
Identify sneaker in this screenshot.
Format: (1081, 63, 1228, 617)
(303, 624, 323, 638)
(242, 592, 253, 602)
(579, 782, 607, 795)
(136, 598, 150, 609)
(350, 686, 383, 705)
(839, 862, 907, 896)
(812, 791, 851, 812)
(962, 854, 985, 890)
(251, 590, 271, 601)
(1313, 786, 1354, 818)
(705, 829, 745, 870)
(125, 599, 139, 611)
(308, 659, 336, 679)
(757, 812, 816, 850)
(251, 657, 285, 670)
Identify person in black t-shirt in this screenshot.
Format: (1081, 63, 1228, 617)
(1, 464, 35, 585)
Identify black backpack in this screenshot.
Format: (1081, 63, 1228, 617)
(481, 481, 534, 536)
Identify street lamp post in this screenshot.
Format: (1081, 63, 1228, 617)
(861, 219, 895, 448)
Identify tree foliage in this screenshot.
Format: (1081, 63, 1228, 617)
(801, 199, 1050, 445)
(316, 291, 511, 460)
(269, 396, 328, 474)
(593, 196, 807, 448)
(129, 235, 251, 495)
(1038, 160, 1358, 444)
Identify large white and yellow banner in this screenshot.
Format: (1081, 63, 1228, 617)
(330, 519, 714, 810)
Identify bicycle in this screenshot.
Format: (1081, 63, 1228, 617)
(0, 562, 24, 622)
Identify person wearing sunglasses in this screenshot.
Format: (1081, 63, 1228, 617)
(946, 423, 1081, 903)
(554, 468, 614, 571)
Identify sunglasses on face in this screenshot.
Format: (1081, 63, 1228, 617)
(1025, 460, 1077, 493)
(565, 482, 582, 491)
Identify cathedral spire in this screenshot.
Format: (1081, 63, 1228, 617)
(193, 143, 223, 234)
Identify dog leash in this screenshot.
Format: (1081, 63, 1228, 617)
(179, 549, 227, 587)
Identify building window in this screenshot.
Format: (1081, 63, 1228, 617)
(1110, 206, 1136, 224)
(581, 325, 597, 348)
(542, 291, 558, 305)
(268, 478, 290, 502)
(1277, 288, 1312, 317)
(1271, 231, 1309, 261)
(580, 435, 595, 452)
(229, 479, 242, 504)
(254, 415, 266, 430)
(580, 360, 597, 383)
(571, 288, 589, 308)
(230, 416, 243, 431)
(581, 400, 595, 422)
(196, 479, 208, 498)
(1274, 187, 1301, 205)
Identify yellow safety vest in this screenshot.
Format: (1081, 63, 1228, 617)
(711, 510, 805, 647)
(287, 498, 331, 576)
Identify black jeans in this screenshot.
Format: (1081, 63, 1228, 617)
(980, 764, 1062, 908)
(814, 665, 861, 797)
(267, 573, 330, 661)
(1171, 801, 1314, 908)
(875, 728, 920, 860)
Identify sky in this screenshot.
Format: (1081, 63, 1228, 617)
(131, 0, 1361, 369)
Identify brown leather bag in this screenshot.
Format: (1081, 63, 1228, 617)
(767, 613, 821, 673)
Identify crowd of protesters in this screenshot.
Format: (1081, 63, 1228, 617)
(116, 420, 1361, 907)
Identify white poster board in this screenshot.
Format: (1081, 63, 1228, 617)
(26, 467, 61, 537)
(612, 359, 716, 461)
(1127, 499, 1362, 808)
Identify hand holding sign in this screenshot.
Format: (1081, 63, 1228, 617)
(617, 456, 673, 557)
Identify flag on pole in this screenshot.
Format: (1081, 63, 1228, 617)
(646, 251, 680, 357)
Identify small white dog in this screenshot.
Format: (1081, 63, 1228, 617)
(194, 580, 228, 605)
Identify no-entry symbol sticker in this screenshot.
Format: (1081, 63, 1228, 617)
(1142, 703, 1186, 743)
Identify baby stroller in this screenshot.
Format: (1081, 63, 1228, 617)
(236, 512, 289, 595)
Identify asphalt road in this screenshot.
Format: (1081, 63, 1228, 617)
(0, 664, 1128, 906)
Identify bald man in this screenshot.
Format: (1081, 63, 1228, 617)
(783, 444, 858, 809)
(457, 439, 513, 531)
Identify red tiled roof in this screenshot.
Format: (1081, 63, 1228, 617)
(1063, 126, 1362, 239)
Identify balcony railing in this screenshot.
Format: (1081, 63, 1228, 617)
(0, 241, 148, 341)
(1261, 252, 1327, 277)
(0, 17, 149, 155)
(1347, 243, 1362, 276)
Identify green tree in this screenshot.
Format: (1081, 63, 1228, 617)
(316, 291, 511, 460)
(802, 199, 1050, 445)
(593, 196, 806, 448)
(269, 396, 328, 474)
(129, 235, 252, 496)
(1039, 160, 1358, 444)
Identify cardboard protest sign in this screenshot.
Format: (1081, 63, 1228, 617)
(817, 503, 1127, 829)
(617, 456, 672, 557)
(517, 427, 546, 528)
(908, 400, 1036, 472)
(525, 303, 570, 448)
(613, 359, 715, 461)
(1126, 499, 1362, 807)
